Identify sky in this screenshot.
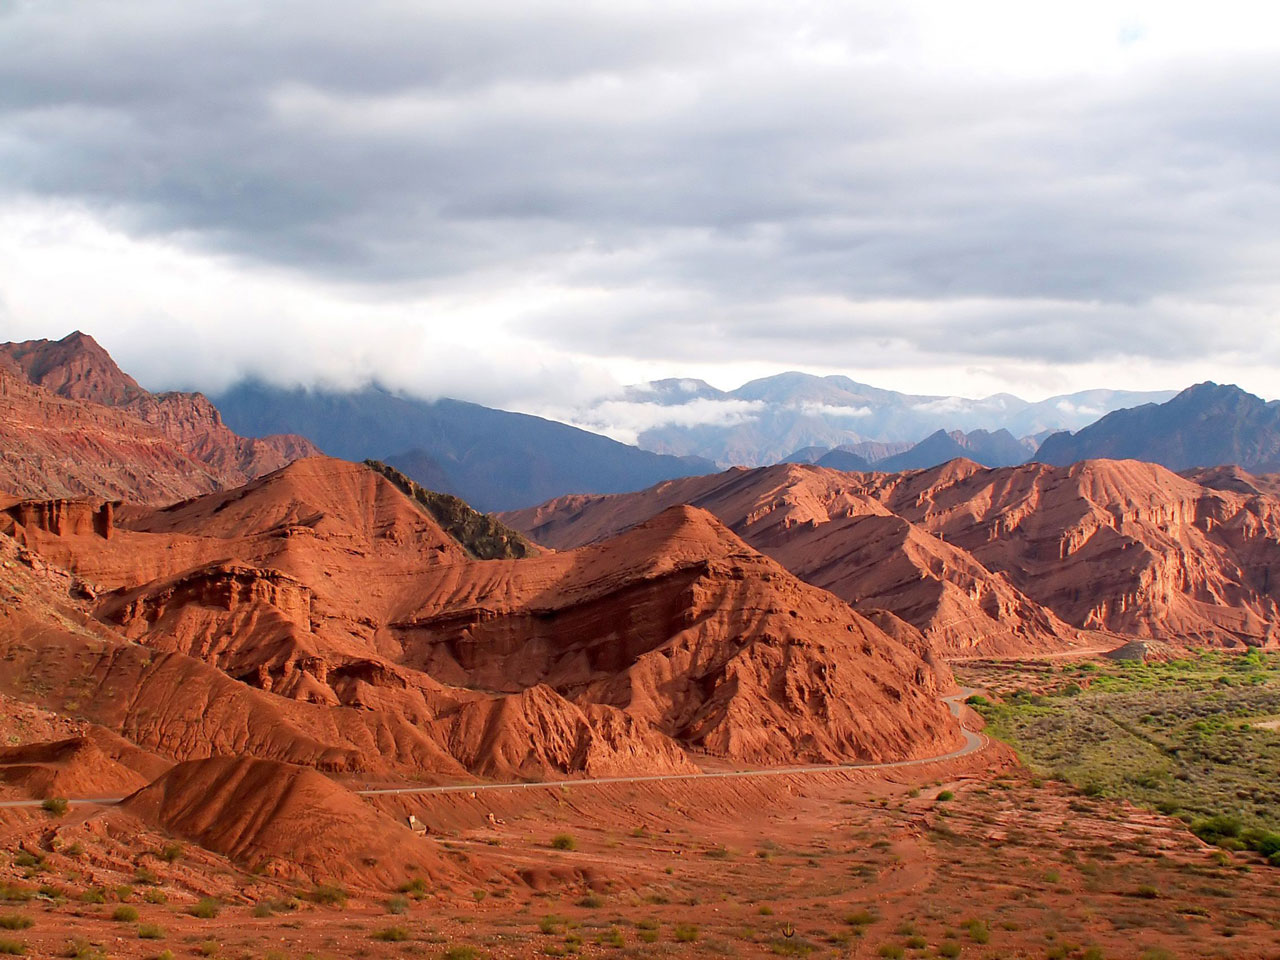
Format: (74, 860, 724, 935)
(1, 0, 1278, 421)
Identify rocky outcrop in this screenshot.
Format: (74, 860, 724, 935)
(122, 756, 444, 886)
(0, 332, 319, 505)
(500, 464, 1083, 657)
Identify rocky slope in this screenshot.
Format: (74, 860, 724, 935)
(504, 458, 1280, 651)
(0, 458, 960, 789)
(502, 464, 1083, 657)
(0, 331, 319, 504)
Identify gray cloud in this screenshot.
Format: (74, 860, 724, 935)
(1, 1, 1279, 388)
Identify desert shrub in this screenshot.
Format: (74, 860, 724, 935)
(1134, 884, 1160, 899)
(0, 939, 23, 956)
(550, 833, 576, 851)
(673, 924, 699, 942)
(844, 909, 876, 927)
(876, 945, 904, 959)
(63, 939, 108, 960)
(198, 940, 219, 957)
(0, 920, 30, 933)
(905, 935, 927, 948)
(138, 923, 165, 939)
(598, 927, 625, 947)
(1192, 814, 1243, 844)
(1082, 947, 1105, 960)
(372, 926, 410, 942)
(386, 895, 410, 915)
(306, 884, 347, 906)
(189, 897, 220, 919)
(10, 854, 39, 870)
(41, 798, 68, 816)
(158, 843, 183, 863)
(398, 876, 428, 897)
(79, 889, 106, 905)
(936, 790, 954, 802)
(111, 905, 138, 922)
(769, 938, 816, 956)
(143, 889, 167, 905)
(0, 886, 33, 904)
(938, 941, 962, 957)
(252, 901, 274, 918)
(576, 893, 603, 908)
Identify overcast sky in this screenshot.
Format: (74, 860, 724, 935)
(1, 0, 1278, 415)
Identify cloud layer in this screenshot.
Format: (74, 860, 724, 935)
(1, 0, 1278, 407)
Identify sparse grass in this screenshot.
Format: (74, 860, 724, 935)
(372, 926, 410, 942)
(0, 939, 23, 956)
(972, 650, 1280, 855)
(41, 797, 68, 816)
(0, 919, 30, 933)
(138, 923, 165, 939)
(673, 923, 699, 942)
(442, 947, 479, 960)
(306, 884, 347, 906)
(157, 842, 183, 863)
(550, 833, 577, 851)
(876, 945, 904, 959)
(398, 877, 428, 897)
(111, 905, 138, 922)
(197, 940, 219, 957)
(189, 897, 220, 919)
(386, 895, 410, 915)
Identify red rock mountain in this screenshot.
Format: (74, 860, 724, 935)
(0, 331, 319, 504)
(504, 459, 1280, 651)
(502, 464, 1085, 656)
(0, 457, 961, 794)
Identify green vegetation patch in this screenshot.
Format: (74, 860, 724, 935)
(972, 650, 1280, 863)
(364, 459, 537, 560)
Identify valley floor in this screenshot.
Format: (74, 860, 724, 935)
(3, 729, 1277, 960)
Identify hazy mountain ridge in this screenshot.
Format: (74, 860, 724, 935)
(212, 380, 716, 512)
(1037, 382, 1280, 473)
(589, 372, 1177, 467)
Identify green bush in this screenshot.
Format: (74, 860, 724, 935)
(40, 798, 68, 817)
(111, 905, 138, 922)
(876, 945, 904, 959)
(138, 923, 165, 939)
(0, 920, 29, 933)
(673, 924, 699, 942)
(306, 884, 347, 907)
(936, 790, 954, 802)
(550, 833, 576, 851)
(189, 897, 220, 919)
(0, 938, 24, 956)
(372, 926, 410, 942)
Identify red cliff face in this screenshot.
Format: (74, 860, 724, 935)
(0, 332, 319, 505)
(500, 464, 1084, 657)
(0, 458, 961, 787)
(502, 459, 1280, 652)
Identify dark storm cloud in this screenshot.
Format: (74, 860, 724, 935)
(1, 1, 1278, 371)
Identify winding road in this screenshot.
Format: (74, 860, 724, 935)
(0, 691, 987, 809)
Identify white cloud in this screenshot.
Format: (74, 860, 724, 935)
(557, 397, 766, 445)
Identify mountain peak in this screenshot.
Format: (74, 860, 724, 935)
(0, 331, 143, 406)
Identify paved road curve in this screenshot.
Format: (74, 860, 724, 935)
(0, 691, 986, 809)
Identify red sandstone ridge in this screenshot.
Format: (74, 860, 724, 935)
(0, 331, 320, 504)
(846, 458, 1280, 647)
(499, 464, 1083, 657)
(0, 457, 960, 786)
(502, 458, 1280, 651)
